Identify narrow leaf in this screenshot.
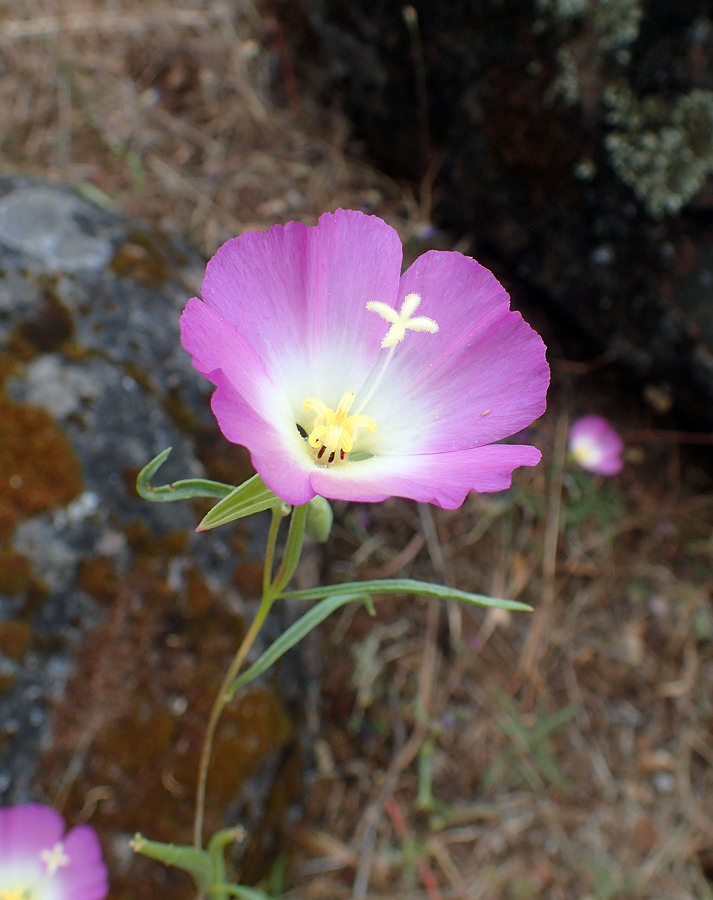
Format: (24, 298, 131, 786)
(228, 592, 369, 696)
(197, 474, 284, 530)
(279, 578, 531, 612)
(137, 448, 235, 502)
(130, 834, 213, 890)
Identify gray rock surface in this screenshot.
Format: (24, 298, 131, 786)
(0, 178, 295, 893)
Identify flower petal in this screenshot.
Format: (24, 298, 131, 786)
(198, 209, 403, 410)
(309, 443, 542, 508)
(209, 369, 317, 506)
(569, 415, 624, 475)
(0, 804, 63, 865)
(54, 825, 109, 900)
(364, 250, 549, 456)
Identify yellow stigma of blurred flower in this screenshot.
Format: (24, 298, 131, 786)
(571, 438, 600, 469)
(303, 391, 377, 465)
(366, 292, 439, 348)
(1, 890, 28, 900)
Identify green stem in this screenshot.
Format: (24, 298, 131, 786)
(262, 505, 285, 599)
(192, 502, 310, 854)
(193, 505, 288, 850)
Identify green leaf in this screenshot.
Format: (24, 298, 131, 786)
(137, 448, 235, 502)
(228, 592, 370, 696)
(207, 827, 243, 895)
(279, 578, 531, 611)
(197, 474, 285, 530)
(130, 834, 213, 890)
(271, 504, 308, 595)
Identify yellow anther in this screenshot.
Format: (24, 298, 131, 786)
(303, 391, 377, 464)
(366, 292, 439, 348)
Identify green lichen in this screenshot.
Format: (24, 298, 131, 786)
(537, 0, 587, 18)
(604, 85, 713, 217)
(594, 0, 643, 55)
(537, 0, 642, 53)
(535, 3, 713, 217)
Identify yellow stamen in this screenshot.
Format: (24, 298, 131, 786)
(303, 391, 377, 465)
(366, 292, 439, 348)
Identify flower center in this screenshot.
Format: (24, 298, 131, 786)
(0, 841, 71, 900)
(299, 293, 439, 466)
(303, 392, 377, 465)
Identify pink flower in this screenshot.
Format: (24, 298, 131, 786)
(0, 804, 108, 900)
(568, 415, 624, 475)
(181, 210, 549, 509)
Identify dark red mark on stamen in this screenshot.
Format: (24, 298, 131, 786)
(340, 449, 345, 460)
(317, 446, 326, 459)
(328, 451, 335, 463)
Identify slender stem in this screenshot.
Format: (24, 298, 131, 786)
(193, 506, 286, 849)
(262, 504, 285, 599)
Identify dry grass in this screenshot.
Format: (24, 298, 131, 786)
(0, 0, 421, 254)
(284, 406, 713, 900)
(3, 2, 713, 899)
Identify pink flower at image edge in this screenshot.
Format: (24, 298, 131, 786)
(568, 415, 624, 475)
(181, 209, 550, 509)
(0, 804, 108, 900)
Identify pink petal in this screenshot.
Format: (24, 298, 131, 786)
(55, 825, 109, 900)
(198, 209, 402, 397)
(209, 369, 317, 506)
(308, 443, 542, 508)
(373, 250, 549, 454)
(0, 804, 63, 865)
(181, 297, 278, 413)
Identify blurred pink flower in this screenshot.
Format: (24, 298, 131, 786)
(0, 804, 108, 900)
(181, 209, 549, 509)
(568, 415, 624, 475)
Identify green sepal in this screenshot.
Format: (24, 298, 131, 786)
(129, 834, 213, 890)
(137, 448, 235, 502)
(197, 475, 286, 531)
(227, 592, 371, 697)
(304, 495, 333, 543)
(279, 578, 532, 612)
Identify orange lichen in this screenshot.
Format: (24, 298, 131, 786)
(0, 619, 32, 660)
(109, 230, 179, 288)
(78, 557, 119, 606)
(0, 394, 83, 542)
(0, 548, 45, 601)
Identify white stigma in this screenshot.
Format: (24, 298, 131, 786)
(354, 293, 439, 416)
(366, 293, 439, 348)
(39, 841, 70, 876)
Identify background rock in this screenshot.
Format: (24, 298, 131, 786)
(0, 178, 298, 898)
